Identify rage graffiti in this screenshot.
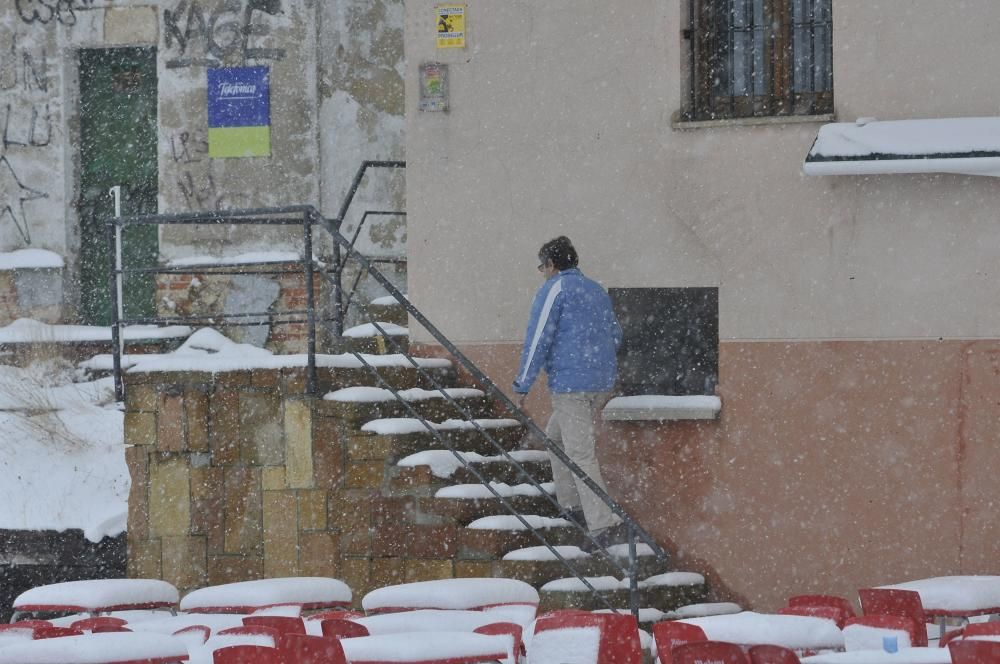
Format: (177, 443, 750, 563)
(164, 0, 287, 68)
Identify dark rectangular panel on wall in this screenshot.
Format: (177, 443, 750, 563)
(609, 287, 719, 396)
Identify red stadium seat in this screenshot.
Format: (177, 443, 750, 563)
(532, 611, 642, 664)
(243, 615, 306, 635)
(279, 633, 348, 664)
(749, 644, 801, 664)
(651, 622, 709, 664)
(474, 622, 524, 660)
(858, 589, 928, 647)
(673, 641, 750, 664)
(320, 618, 369, 639)
(213, 645, 282, 664)
(948, 640, 1000, 664)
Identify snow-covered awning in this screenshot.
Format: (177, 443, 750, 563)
(803, 117, 1000, 177)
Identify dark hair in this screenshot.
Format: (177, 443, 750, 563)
(538, 236, 578, 271)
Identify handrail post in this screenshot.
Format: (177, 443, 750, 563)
(108, 217, 123, 402)
(332, 229, 345, 340)
(628, 523, 640, 619)
(304, 210, 317, 396)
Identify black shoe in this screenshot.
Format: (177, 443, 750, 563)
(581, 522, 630, 553)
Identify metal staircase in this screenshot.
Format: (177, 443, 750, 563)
(107, 162, 709, 618)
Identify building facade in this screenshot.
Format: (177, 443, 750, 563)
(0, 0, 405, 331)
(404, 0, 1000, 608)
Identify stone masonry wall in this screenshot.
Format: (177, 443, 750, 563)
(123, 365, 474, 602)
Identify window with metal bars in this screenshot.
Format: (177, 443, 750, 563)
(683, 0, 833, 121)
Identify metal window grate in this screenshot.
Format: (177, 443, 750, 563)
(685, 0, 833, 121)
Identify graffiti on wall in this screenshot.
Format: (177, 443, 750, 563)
(0, 31, 53, 244)
(169, 130, 249, 210)
(15, 0, 98, 26)
(0, 156, 47, 244)
(164, 0, 287, 68)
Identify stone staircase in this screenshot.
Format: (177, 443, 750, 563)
(332, 296, 711, 619)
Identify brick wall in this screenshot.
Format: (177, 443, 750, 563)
(0, 268, 63, 326)
(155, 264, 327, 354)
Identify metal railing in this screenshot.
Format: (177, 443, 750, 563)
(108, 206, 322, 400)
(317, 222, 672, 615)
(108, 161, 673, 617)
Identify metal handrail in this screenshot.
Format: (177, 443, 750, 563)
(317, 214, 670, 616)
(107, 206, 321, 399)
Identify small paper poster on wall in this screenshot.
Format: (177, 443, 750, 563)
(419, 62, 449, 112)
(207, 66, 271, 158)
(436, 4, 466, 48)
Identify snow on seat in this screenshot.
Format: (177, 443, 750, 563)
(678, 611, 845, 651)
(0, 632, 189, 664)
(353, 609, 504, 635)
(179, 577, 351, 613)
(339, 631, 515, 664)
(13, 579, 179, 614)
(127, 613, 249, 636)
(363, 578, 539, 616)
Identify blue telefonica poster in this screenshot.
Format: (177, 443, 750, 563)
(207, 66, 271, 158)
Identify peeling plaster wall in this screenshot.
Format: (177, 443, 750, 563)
(0, 4, 80, 254)
(157, 0, 321, 260)
(0, 0, 406, 322)
(319, 0, 405, 259)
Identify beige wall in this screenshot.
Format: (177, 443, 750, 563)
(406, 0, 1000, 344)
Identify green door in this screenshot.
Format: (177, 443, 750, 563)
(78, 47, 158, 325)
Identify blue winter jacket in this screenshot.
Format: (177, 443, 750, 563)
(513, 268, 622, 394)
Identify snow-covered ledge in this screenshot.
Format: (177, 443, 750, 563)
(803, 117, 1000, 177)
(602, 395, 722, 422)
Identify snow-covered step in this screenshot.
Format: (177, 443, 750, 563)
(341, 322, 410, 355)
(537, 571, 708, 612)
(366, 295, 408, 326)
(397, 449, 551, 485)
(420, 482, 561, 524)
(495, 543, 665, 587)
(320, 387, 495, 424)
(458, 515, 583, 559)
(352, 417, 525, 458)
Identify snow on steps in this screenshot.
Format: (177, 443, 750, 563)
(458, 515, 584, 559)
(354, 418, 527, 460)
(365, 295, 408, 326)
(396, 449, 551, 486)
(495, 544, 667, 587)
(537, 571, 709, 612)
(341, 322, 410, 355)
(421, 482, 561, 524)
(321, 387, 496, 424)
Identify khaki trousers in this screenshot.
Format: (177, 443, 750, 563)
(545, 391, 621, 533)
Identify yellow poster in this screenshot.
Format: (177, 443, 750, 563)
(436, 4, 466, 49)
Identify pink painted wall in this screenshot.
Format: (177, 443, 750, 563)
(420, 339, 1000, 610)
